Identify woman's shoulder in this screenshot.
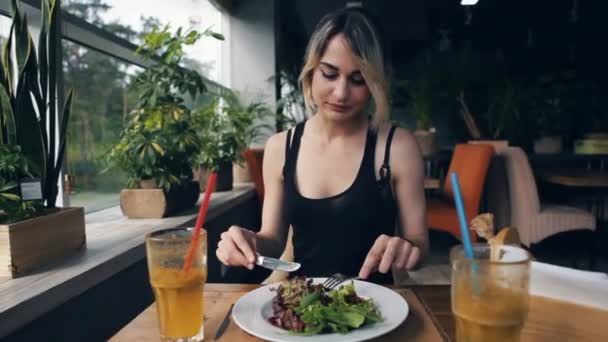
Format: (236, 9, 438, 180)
(265, 128, 294, 154)
(264, 127, 300, 170)
(375, 122, 423, 178)
(376, 122, 418, 154)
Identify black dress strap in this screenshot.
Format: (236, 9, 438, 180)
(282, 122, 305, 178)
(285, 129, 292, 162)
(379, 125, 398, 181)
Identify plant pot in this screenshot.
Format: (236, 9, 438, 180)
(534, 136, 563, 154)
(468, 140, 509, 153)
(233, 162, 252, 183)
(216, 162, 233, 191)
(197, 162, 233, 192)
(0, 207, 86, 278)
(120, 181, 200, 219)
(139, 178, 157, 189)
(63, 174, 75, 194)
(574, 135, 608, 154)
(243, 148, 265, 203)
(413, 130, 438, 157)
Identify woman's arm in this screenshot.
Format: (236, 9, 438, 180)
(390, 127, 429, 256)
(255, 131, 291, 257)
(216, 131, 290, 269)
(359, 127, 429, 278)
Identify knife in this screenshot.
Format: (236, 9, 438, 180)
(255, 254, 301, 272)
(214, 303, 234, 340)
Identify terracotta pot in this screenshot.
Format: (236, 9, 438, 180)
(413, 130, 438, 157)
(63, 174, 75, 194)
(138, 178, 157, 189)
(243, 148, 265, 203)
(534, 136, 563, 154)
(233, 162, 252, 183)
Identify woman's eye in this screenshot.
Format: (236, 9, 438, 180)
(350, 76, 366, 86)
(321, 71, 338, 80)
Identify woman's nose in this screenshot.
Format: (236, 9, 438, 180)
(332, 77, 350, 102)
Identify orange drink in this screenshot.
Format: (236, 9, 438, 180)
(146, 228, 207, 341)
(451, 244, 530, 342)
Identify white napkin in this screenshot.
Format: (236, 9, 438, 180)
(529, 261, 608, 310)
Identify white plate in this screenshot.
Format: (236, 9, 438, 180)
(232, 278, 409, 342)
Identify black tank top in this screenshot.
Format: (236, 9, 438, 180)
(283, 121, 398, 284)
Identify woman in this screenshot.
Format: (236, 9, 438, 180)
(216, 8, 428, 284)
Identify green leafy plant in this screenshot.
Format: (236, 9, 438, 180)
(0, 0, 73, 214)
(107, 25, 223, 190)
(275, 69, 308, 131)
(0, 145, 43, 224)
(132, 25, 223, 109)
(530, 72, 574, 138)
(108, 105, 200, 190)
(222, 91, 274, 147)
(194, 91, 272, 171)
(395, 74, 434, 131)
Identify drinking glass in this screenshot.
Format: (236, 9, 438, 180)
(450, 244, 531, 342)
(146, 228, 207, 341)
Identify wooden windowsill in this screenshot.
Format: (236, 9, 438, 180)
(0, 184, 255, 338)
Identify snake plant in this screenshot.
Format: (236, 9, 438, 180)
(0, 0, 73, 209)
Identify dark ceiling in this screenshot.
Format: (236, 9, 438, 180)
(274, 0, 608, 77)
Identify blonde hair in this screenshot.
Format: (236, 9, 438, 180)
(298, 8, 391, 129)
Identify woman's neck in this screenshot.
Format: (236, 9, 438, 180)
(308, 113, 367, 143)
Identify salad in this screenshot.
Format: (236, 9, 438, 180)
(268, 277, 382, 335)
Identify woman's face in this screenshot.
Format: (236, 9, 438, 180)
(310, 34, 371, 123)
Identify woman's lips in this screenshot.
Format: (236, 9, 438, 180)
(327, 103, 351, 112)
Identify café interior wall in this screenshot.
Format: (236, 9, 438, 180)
(228, 0, 277, 147)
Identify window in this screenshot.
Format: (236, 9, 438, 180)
(0, 0, 229, 213)
(0, 13, 10, 41)
(58, 0, 228, 212)
(63, 41, 143, 213)
(63, 0, 225, 83)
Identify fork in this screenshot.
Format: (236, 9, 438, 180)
(322, 273, 360, 290)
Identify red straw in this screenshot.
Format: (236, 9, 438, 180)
(183, 172, 217, 273)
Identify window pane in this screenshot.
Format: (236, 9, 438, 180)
(63, 0, 224, 83)
(0, 14, 11, 42)
(63, 40, 143, 213)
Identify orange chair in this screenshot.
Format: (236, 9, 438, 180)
(427, 144, 495, 241)
(243, 148, 265, 204)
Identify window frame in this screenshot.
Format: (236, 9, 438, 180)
(0, 0, 229, 207)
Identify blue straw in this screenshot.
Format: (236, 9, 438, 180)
(450, 172, 474, 259)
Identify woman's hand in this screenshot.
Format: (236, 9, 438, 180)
(358, 234, 421, 279)
(216, 226, 258, 270)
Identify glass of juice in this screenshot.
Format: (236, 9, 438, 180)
(146, 228, 207, 342)
(450, 244, 531, 342)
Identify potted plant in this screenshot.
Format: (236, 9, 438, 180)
(531, 73, 571, 154)
(275, 68, 308, 131)
(194, 91, 271, 192)
(458, 79, 524, 153)
(391, 52, 442, 156)
(107, 25, 223, 218)
(0, 0, 86, 278)
(227, 91, 272, 197)
(402, 70, 438, 157)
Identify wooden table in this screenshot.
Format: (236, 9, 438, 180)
(111, 284, 608, 342)
(541, 169, 608, 220)
(424, 178, 440, 190)
(542, 170, 608, 188)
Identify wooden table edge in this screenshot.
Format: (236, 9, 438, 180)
(412, 289, 450, 342)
